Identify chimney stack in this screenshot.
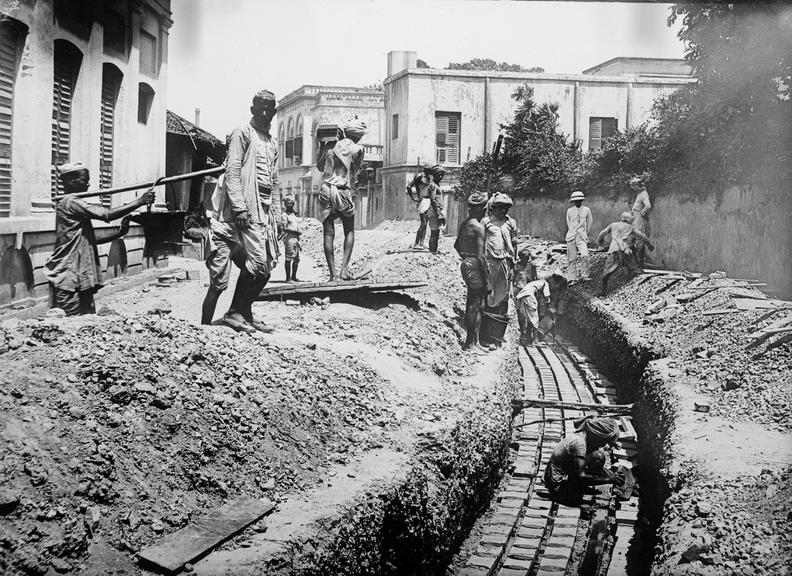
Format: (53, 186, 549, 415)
(194, 107, 201, 126)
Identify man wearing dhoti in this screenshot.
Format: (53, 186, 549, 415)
(629, 176, 652, 268)
(482, 193, 518, 315)
(317, 119, 367, 280)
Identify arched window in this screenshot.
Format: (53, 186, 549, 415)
(294, 116, 303, 165)
(99, 64, 123, 207)
(278, 122, 284, 167)
(52, 39, 83, 199)
(285, 117, 294, 167)
(0, 17, 27, 218)
(137, 82, 154, 124)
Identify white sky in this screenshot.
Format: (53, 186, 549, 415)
(167, 0, 685, 138)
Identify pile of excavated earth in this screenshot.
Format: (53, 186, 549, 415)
(525, 236, 792, 576)
(0, 221, 516, 576)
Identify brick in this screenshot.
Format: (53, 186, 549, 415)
(550, 527, 577, 538)
(460, 567, 489, 576)
(498, 568, 529, 576)
(490, 513, 518, 526)
(497, 502, 522, 513)
(476, 543, 504, 556)
(467, 555, 498, 570)
(502, 556, 533, 570)
(511, 537, 539, 551)
(516, 526, 544, 539)
(536, 564, 567, 575)
(544, 537, 575, 549)
(499, 491, 527, 501)
(539, 554, 569, 570)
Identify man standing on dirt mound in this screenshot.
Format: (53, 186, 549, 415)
(202, 90, 281, 333)
(454, 192, 490, 351)
(482, 193, 518, 316)
(317, 118, 367, 280)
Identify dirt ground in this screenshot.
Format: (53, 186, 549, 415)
(0, 220, 491, 576)
(523, 237, 792, 576)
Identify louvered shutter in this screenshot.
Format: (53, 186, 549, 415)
(52, 56, 77, 198)
(447, 114, 459, 164)
(99, 73, 119, 207)
(602, 117, 618, 140)
(0, 23, 17, 218)
(589, 118, 602, 151)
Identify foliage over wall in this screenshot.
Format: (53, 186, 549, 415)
(456, 3, 792, 202)
(446, 58, 544, 73)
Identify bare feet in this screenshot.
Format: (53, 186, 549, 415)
(339, 270, 354, 281)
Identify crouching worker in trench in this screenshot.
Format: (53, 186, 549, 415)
(454, 192, 490, 351)
(544, 416, 624, 504)
(596, 211, 654, 297)
(514, 273, 568, 346)
(202, 90, 281, 333)
(45, 162, 156, 316)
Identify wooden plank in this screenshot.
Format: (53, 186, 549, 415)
(137, 497, 274, 574)
(733, 298, 792, 311)
(256, 279, 428, 300)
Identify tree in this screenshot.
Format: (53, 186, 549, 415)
(417, 59, 430, 69)
(446, 58, 544, 73)
(455, 85, 579, 199)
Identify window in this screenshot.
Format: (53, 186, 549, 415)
(137, 82, 154, 124)
(392, 114, 399, 140)
(285, 117, 294, 167)
(99, 65, 123, 207)
(0, 19, 24, 217)
(52, 40, 83, 199)
(589, 117, 618, 151)
(294, 117, 303, 165)
(138, 29, 157, 77)
(277, 123, 285, 167)
(54, 0, 93, 41)
(103, 8, 127, 55)
(435, 112, 460, 164)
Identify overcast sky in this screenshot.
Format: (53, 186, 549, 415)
(167, 0, 685, 138)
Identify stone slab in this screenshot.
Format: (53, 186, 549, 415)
(138, 497, 274, 574)
(257, 278, 428, 300)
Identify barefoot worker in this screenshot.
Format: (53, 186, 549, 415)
(45, 162, 156, 316)
(454, 192, 489, 351)
(482, 193, 518, 316)
(317, 118, 367, 280)
(514, 273, 568, 346)
(202, 89, 281, 333)
(544, 416, 624, 503)
(281, 196, 302, 283)
(565, 190, 593, 284)
(629, 176, 652, 268)
(596, 211, 654, 296)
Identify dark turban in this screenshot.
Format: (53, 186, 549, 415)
(253, 90, 276, 105)
(574, 416, 620, 445)
(467, 192, 488, 207)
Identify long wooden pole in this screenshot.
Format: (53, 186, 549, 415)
(54, 166, 225, 201)
(511, 397, 633, 413)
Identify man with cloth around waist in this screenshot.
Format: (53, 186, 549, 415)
(565, 190, 592, 284)
(202, 90, 281, 333)
(454, 192, 490, 351)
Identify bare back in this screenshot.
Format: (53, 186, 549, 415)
(455, 216, 485, 256)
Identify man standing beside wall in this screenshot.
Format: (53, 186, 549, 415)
(629, 176, 652, 268)
(565, 190, 592, 284)
(45, 162, 155, 316)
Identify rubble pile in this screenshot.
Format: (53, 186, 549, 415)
(655, 465, 792, 576)
(0, 312, 396, 575)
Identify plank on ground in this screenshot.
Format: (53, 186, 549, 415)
(137, 497, 274, 574)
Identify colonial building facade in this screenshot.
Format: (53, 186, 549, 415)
(275, 85, 385, 226)
(0, 0, 171, 308)
(381, 51, 696, 222)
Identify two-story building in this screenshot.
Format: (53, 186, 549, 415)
(381, 51, 695, 223)
(0, 0, 171, 309)
(275, 85, 385, 227)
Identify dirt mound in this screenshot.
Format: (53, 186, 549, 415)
(0, 313, 395, 575)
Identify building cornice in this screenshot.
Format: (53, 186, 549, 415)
(383, 68, 697, 87)
(277, 85, 384, 111)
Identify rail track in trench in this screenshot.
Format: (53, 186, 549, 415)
(460, 342, 641, 576)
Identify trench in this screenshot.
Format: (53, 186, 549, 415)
(442, 288, 673, 576)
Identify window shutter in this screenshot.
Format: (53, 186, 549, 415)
(52, 58, 77, 198)
(602, 117, 617, 140)
(99, 72, 119, 207)
(0, 23, 17, 218)
(435, 113, 460, 164)
(447, 115, 459, 163)
(294, 136, 303, 164)
(589, 118, 602, 151)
